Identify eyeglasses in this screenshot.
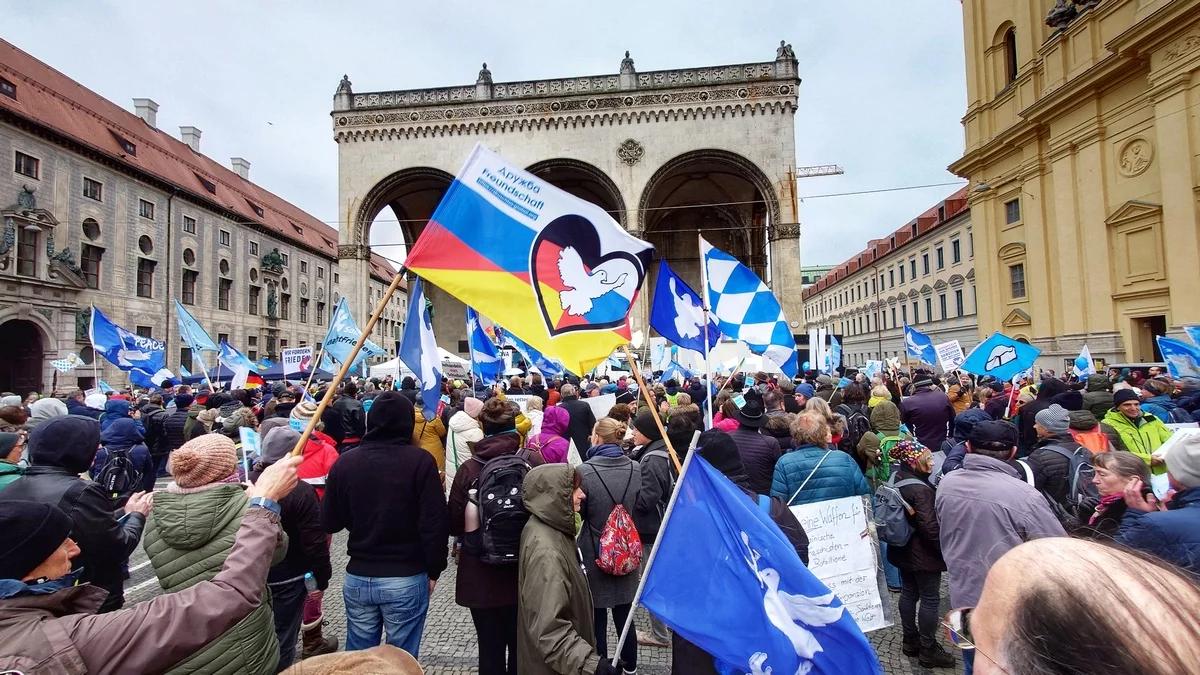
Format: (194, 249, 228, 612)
(942, 607, 975, 650)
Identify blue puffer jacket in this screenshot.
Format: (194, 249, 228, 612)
(1117, 488, 1200, 575)
(771, 444, 871, 506)
(1140, 395, 1194, 424)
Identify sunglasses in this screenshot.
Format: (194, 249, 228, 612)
(942, 607, 975, 650)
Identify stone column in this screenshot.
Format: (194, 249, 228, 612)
(769, 223, 803, 326)
(337, 243, 373, 344)
(1152, 75, 1200, 326)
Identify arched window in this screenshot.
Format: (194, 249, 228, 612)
(1004, 28, 1018, 84)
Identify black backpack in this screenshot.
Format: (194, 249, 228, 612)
(96, 446, 142, 501)
(1041, 444, 1100, 519)
(468, 451, 533, 565)
(837, 404, 872, 456)
(1157, 400, 1194, 424)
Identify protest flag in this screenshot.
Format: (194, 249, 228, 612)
(1072, 345, 1097, 379)
(1157, 335, 1200, 378)
(320, 298, 386, 371)
(650, 260, 721, 354)
(218, 340, 258, 389)
(90, 306, 174, 387)
(1184, 325, 1200, 347)
(403, 143, 653, 375)
(960, 332, 1041, 382)
(466, 308, 502, 386)
(903, 324, 937, 366)
(399, 278, 442, 420)
(825, 334, 842, 374)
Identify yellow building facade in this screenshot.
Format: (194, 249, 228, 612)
(950, 0, 1200, 368)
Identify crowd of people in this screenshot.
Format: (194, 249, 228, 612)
(0, 359, 1198, 674)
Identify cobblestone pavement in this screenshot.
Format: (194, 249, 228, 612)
(125, 481, 961, 674)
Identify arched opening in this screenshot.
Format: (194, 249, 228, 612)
(638, 150, 779, 304)
(526, 159, 626, 227)
(0, 319, 45, 393)
(1003, 28, 1018, 84)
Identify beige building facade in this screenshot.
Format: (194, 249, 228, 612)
(802, 189, 978, 367)
(0, 39, 403, 393)
(950, 0, 1200, 368)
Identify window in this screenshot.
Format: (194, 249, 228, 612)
(891, 307, 897, 327)
(910, 223, 918, 237)
(316, 266, 324, 279)
(249, 241, 259, 256)
(300, 298, 309, 323)
(951, 239, 961, 264)
(317, 302, 326, 325)
(218, 279, 232, 310)
(939, 293, 947, 319)
(922, 253, 930, 275)
(248, 349, 258, 362)
(183, 216, 196, 234)
(220, 230, 231, 246)
(936, 247, 944, 270)
(136, 258, 155, 297)
(180, 347, 193, 371)
(281, 253, 289, 266)
(218, 333, 229, 345)
(248, 336, 258, 348)
(139, 199, 155, 220)
(333, 272, 339, 284)
(14, 151, 39, 179)
(955, 289, 964, 316)
(1004, 28, 1018, 84)
(80, 244, 103, 289)
(111, 130, 136, 156)
(300, 260, 308, 274)
(912, 301, 919, 323)
(0, 77, 15, 100)
(248, 286, 260, 315)
(182, 270, 198, 305)
(245, 199, 264, 217)
(889, 269, 895, 288)
(281, 293, 291, 320)
(901, 304, 908, 325)
(909, 259, 917, 279)
(83, 177, 103, 201)
(1010, 263, 1026, 298)
(969, 232, 974, 257)
(194, 172, 217, 194)
(136, 326, 153, 339)
(925, 298, 933, 322)
(1005, 199, 1021, 224)
(899, 265, 905, 284)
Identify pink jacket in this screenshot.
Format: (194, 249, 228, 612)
(526, 406, 571, 463)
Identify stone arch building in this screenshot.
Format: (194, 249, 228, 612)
(333, 44, 806, 352)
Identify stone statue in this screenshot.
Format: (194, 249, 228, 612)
(261, 247, 285, 273)
(477, 62, 493, 85)
(776, 40, 796, 60)
(1045, 0, 1077, 29)
(620, 50, 636, 74)
(16, 185, 35, 210)
(335, 74, 353, 95)
(267, 286, 278, 318)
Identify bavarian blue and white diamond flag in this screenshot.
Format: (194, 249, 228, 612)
(320, 297, 386, 371)
(642, 455, 881, 675)
(467, 307, 503, 386)
(960, 332, 1041, 382)
(651, 259, 722, 354)
(90, 306, 174, 386)
(701, 237, 798, 377)
(399, 278, 442, 419)
(903, 324, 937, 366)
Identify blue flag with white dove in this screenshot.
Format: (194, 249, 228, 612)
(1157, 336, 1200, 378)
(960, 332, 1041, 381)
(1072, 345, 1096, 379)
(467, 308, 503, 386)
(90, 306, 174, 386)
(651, 260, 722, 354)
(1185, 325, 1200, 347)
(824, 334, 842, 374)
(399, 278, 442, 419)
(174, 299, 220, 353)
(320, 298, 386, 371)
(701, 238, 797, 377)
(219, 340, 258, 389)
(903, 325, 937, 366)
(498, 325, 566, 378)
(642, 455, 881, 675)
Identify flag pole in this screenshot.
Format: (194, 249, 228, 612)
(609, 436, 701, 667)
(198, 351, 215, 394)
(288, 270, 408, 457)
(302, 344, 327, 393)
(623, 345, 681, 473)
(711, 356, 748, 401)
(88, 305, 100, 392)
(697, 233, 715, 430)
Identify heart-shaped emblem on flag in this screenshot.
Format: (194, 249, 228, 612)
(529, 214, 645, 336)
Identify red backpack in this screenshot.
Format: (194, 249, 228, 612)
(592, 465, 643, 576)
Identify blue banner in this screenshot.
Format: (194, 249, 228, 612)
(960, 332, 1041, 381)
(320, 298, 386, 371)
(903, 325, 937, 366)
(466, 308, 503, 386)
(399, 278, 443, 419)
(1158, 335, 1200, 378)
(89, 306, 173, 386)
(174, 299, 219, 353)
(651, 260, 722, 355)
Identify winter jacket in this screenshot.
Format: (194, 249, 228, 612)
(90, 417, 156, 495)
(446, 410, 483, 490)
(1018, 379, 1068, 453)
(247, 463, 330, 591)
(526, 406, 571, 464)
(1, 416, 146, 613)
(0, 507, 283, 675)
(517, 464, 602, 675)
(297, 430, 339, 501)
(947, 383, 974, 414)
(631, 439, 674, 544)
(937, 408, 992, 478)
(448, 431, 539, 609)
(322, 392, 449, 580)
(1141, 395, 1193, 424)
(856, 401, 912, 480)
(729, 426, 782, 495)
(65, 398, 101, 420)
(140, 403, 170, 458)
(984, 394, 1008, 420)
(161, 407, 193, 456)
(711, 413, 739, 433)
(886, 468, 945, 573)
(1116, 488, 1200, 574)
(326, 395, 365, 444)
(577, 450, 640, 608)
(935, 454, 1066, 607)
(560, 396, 597, 459)
(0, 461, 21, 490)
(771, 444, 871, 506)
(1082, 375, 1114, 419)
(1101, 409, 1173, 467)
(413, 408, 448, 472)
(1024, 434, 1091, 506)
(143, 484, 283, 674)
(900, 388, 956, 452)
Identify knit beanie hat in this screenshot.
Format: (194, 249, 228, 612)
(890, 439, 929, 470)
(290, 400, 319, 425)
(1034, 404, 1070, 435)
(1113, 388, 1141, 407)
(633, 410, 662, 443)
(217, 401, 242, 421)
(1141, 378, 1172, 396)
(174, 393, 194, 409)
(1166, 432, 1200, 489)
(0, 501, 72, 581)
(463, 397, 483, 420)
(1068, 409, 1099, 431)
(169, 434, 238, 488)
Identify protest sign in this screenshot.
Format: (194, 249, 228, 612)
(934, 340, 965, 372)
(790, 496, 890, 632)
(281, 347, 312, 377)
(238, 427, 261, 482)
(506, 395, 535, 412)
(583, 393, 616, 421)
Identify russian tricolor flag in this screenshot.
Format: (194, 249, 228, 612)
(404, 144, 653, 375)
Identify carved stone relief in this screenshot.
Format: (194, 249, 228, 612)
(1117, 137, 1153, 177)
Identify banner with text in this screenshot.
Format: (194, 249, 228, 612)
(281, 347, 313, 377)
(934, 340, 966, 373)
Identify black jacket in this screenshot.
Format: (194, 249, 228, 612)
(328, 396, 365, 444)
(250, 467, 331, 590)
(322, 392, 449, 580)
(559, 397, 596, 457)
(632, 439, 674, 542)
(1, 415, 145, 612)
(729, 426, 781, 495)
(161, 407, 192, 455)
(1025, 434, 1090, 505)
(900, 388, 956, 451)
(139, 404, 169, 457)
(1018, 379, 1069, 454)
(885, 469, 944, 573)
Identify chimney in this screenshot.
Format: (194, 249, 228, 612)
(132, 98, 159, 128)
(230, 157, 251, 180)
(179, 126, 202, 152)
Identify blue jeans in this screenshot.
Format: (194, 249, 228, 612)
(342, 572, 429, 657)
(880, 542, 902, 589)
(269, 578, 307, 671)
(962, 648, 975, 674)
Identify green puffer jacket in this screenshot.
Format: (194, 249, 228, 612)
(143, 484, 285, 675)
(1101, 409, 1172, 473)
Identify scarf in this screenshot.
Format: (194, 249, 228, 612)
(1089, 492, 1125, 526)
(586, 443, 624, 459)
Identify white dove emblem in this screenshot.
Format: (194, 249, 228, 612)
(557, 246, 634, 317)
(670, 276, 706, 340)
(985, 344, 1017, 371)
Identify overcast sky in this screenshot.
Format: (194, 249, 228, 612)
(6, 0, 967, 269)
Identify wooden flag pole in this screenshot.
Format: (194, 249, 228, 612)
(302, 344, 327, 393)
(288, 270, 407, 457)
(623, 345, 681, 473)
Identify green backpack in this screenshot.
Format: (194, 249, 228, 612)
(870, 433, 905, 483)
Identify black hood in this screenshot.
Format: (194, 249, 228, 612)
(363, 391, 415, 443)
(1037, 378, 1068, 400)
(28, 415, 101, 474)
(696, 429, 750, 491)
